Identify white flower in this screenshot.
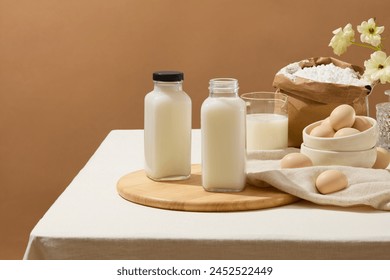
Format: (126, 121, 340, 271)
(329, 23, 355, 56)
(357, 18, 384, 47)
(363, 51, 390, 84)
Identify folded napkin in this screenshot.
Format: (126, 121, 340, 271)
(246, 148, 390, 211)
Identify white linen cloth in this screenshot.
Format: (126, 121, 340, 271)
(247, 148, 390, 211)
(23, 131, 390, 260)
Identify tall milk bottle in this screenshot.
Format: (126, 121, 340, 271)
(201, 78, 246, 192)
(144, 71, 192, 181)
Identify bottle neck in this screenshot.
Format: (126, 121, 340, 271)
(154, 81, 183, 91)
(209, 78, 239, 97)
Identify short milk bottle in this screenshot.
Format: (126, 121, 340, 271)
(201, 78, 246, 192)
(144, 71, 191, 181)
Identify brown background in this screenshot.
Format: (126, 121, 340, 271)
(1, 0, 389, 259)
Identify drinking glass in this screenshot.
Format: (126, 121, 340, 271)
(241, 92, 288, 150)
(376, 90, 390, 150)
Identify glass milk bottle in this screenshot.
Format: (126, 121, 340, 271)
(201, 78, 246, 192)
(144, 71, 192, 181)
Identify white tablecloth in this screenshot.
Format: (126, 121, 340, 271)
(23, 130, 390, 259)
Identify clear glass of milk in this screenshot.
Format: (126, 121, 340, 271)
(241, 92, 288, 150)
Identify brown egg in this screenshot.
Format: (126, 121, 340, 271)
(352, 116, 372, 132)
(329, 104, 356, 130)
(372, 147, 390, 169)
(315, 170, 348, 194)
(310, 122, 335, 137)
(280, 153, 313, 168)
(322, 117, 332, 128)
(310, 125, 334, 137)
(333, 127, 360, 138)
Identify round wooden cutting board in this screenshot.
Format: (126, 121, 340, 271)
(117, 164, 299, 212)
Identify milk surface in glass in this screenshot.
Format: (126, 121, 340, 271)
(201, 78, 246, 192)
(144, 71, 191, 181)
(241, 92, 288, 151)
(246, 113, 288, 150)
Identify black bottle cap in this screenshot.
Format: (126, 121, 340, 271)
(153, 71, 184, 82)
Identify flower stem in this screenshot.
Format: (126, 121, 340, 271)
(350, 41, 382, 51)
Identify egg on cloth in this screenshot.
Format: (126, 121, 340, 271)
(372, 147, 390, 169)
(280, 153, 313, 168)
(315, 170, 348, 194)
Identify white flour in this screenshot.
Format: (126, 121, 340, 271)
(277, 62, 370, 86)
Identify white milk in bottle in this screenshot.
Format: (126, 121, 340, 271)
(201, 78, 246, 192)
(144, 71, 191, 181)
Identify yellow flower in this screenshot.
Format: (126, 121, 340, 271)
(357, 18, 384, 47)
(363, 51, 390, 84)
(329, 23, 355, 56)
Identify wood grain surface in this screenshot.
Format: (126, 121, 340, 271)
(117, 165, 299, 212)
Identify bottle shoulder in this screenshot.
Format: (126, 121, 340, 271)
(201, 96, 246, 108)
(145, 89, 191, 104)
(145, 91, 192, 106)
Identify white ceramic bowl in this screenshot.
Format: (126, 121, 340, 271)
(300, 144, 377, 168)
(302, 116, 378, 151)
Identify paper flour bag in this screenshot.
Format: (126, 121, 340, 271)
(273, 57, 372, 147)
